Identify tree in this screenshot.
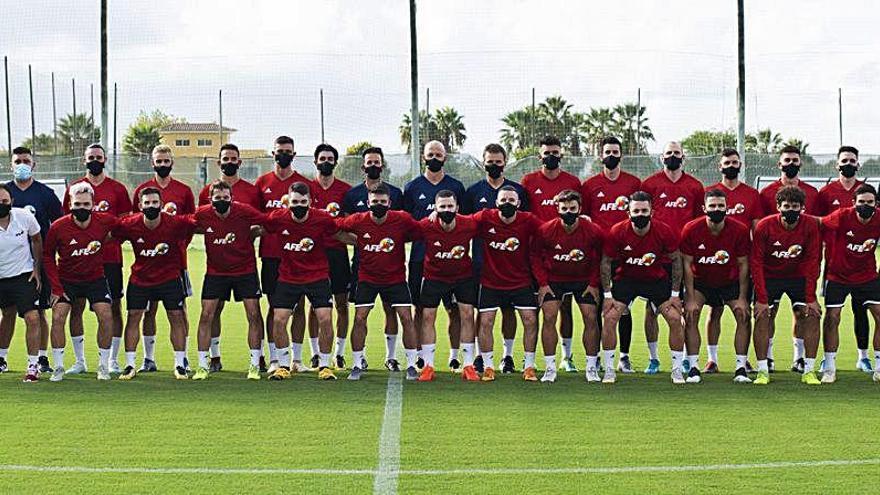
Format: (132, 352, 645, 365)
(612, 103, 654, 154)
(20, 133, 57, 155)
(681, 129, 737, 156)
(123, 110, 184, 155)
(57, 112, 100, 156)
(581, 107, 617, 156)
(746, 128, 783, 154)
(433, 106, 466, 151)
(781, 138, 809, 155)
(500, 106, 542, 154)
(345, 141, 375, 157)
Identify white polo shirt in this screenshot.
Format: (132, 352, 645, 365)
(0, 207, 41, 279)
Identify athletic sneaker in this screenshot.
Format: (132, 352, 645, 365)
(791, 358, 805, 374)
(66, 361, 87, 374)
(23, 364, 39, 382)
(347, 367, 364, 381)
(209, 357, 223, 373)
(361, 356, 369, 370)
(416, 357, 425, 370)
(405, 366, 419, 381)
(334, 355, 346, 370)
(801, 371, 820, 385)
(37, 356, 53, 374)
(448, 358, 461, 373)
(384, 359, 401, 372)
(753, 370, 770, 385)
(173, 366, 188, 380)
(0, 356, 7, 373)
(49, 366, 65, 382)
(461, 365, 480, 381)
(118, 366, 137, 381)
(247, 365, 260, 380)
(139, 359, 158, 373)
(682, 359, 691, 374)
(310, 354, 320, 370)
(671, 368, 685, 384)
(522, 367, 538, 382)
(269, 367, 291, 381)
(109, 360, 121, 374)
(192, 367, 209, 381)
(873, 370, 880, 383)
(703, 361, 719, 374)
(602, 368, 616, 384)
(259, 356, 268, 373)
(585, 367, 600, 383)
(183, 357, 191, 373)
(857, 358, 874, 373)
(481, 367, 496, 382)
(418, 365, 435, 382)
(733, 367, 751, 383)
(767, 358, 775, 373)
(685, 367, 702, 384)
(617, 355, 635, 374)
(318, 367, 337, 380)
(267, 360, 280, 374)
(473, 355, 485, 373)
(501, 356, 516, 374)
(290, 361, 313, 373)
(821, 369, 836, 384)
(559, 357, 578, 373)
(745, 360, 755, 373)
(644, 359, 660, 375)
(540, 367, 557, 383)
(96, 364, 111, 381)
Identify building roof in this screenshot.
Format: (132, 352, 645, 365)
(159, 123, 237, 133)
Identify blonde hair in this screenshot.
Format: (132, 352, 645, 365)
(69, 182, 95, 199)
(152, 144, 174, 158)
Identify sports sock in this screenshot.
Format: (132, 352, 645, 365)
(793, 338, 805, 361)
(422, 344, 436, 367)
(52, 348, 64, 369)
(404, 348, 418, 368)
(757, 359, 768, 372)
(503, 338, 515, 359)
(309, 337, 319, 357)
(352, 350, 364, 370)
(603, 350, 615, 370)
(735, 354, 747, 370)
(125, 351, 136, 368)
(561, 338, 572, 359)
(268, 342, 278, 362)
(277, 346, 291, 368)
(586, 355, 598, 370)
(481, 351, 495, 370)
(803, 357, 815, 373)
(707, 345, 719, 363)
(249, 348, 261, 367)
(647, 341, 659, 361)
(824, 352, 837, 371)
(109, 336, 122, 362)
(27, 354, 38, 366)
(857, 348, 868, 360)
(523, 351, 536, 370)
(335, 337, 347, 357)
(385, 333, 398, 360)
(210, 337, 221, 358)
(687, 354, 699, 370)
(98, 348, 110, 368)
(474, 338, 481, 356)
(449, 347, 459, 362)
(544, 355, 556, 370)
(671, 351, 684, 371)
(874, 350, 880, 370)
(174, 351, 186, 368)
(291, 342, 303, 362)
(143, 335, 156, 361)
(198, 351, 209, 369)
(319, 352, 330, 368)
(461, 343, 475, 366)
(0, 348, 7, 359)
(71, 335, 85, 363)
(38, 349, 47, 358)
(767, 338, 775, 360)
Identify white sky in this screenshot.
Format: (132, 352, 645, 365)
(1, 0, 879, 155)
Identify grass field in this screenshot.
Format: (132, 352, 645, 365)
(1, 248, 879, 494)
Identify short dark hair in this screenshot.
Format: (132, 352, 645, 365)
(139, 186, 162, 202)
(838, 145, 859, 158)
(363, 146, 384, 160)
(274, 135, 294, 147)
(314, 143, 339, 161)
(12, 146, 32, 156)
(0, 183, 11, 199)
(600, 136, 621, 149)
(86, 143, 105, 152)
(554, 189, 581, 205)
(630, 190, 652, 204)
(539, 135, 561, 147)
(209, 180, 231, 197)
(776, 185, 805, 206)
(499, 185, 519, 198)
(855, 183, 876, 199)
(483, 143, 507, 160)
(721, 148, 739, 159)
(779, 145, 801, 156)
(705, 188, 727, 201)
(435, 189, 457, 202)
(369, 183, 390, 197)
(219, 143, 240, 157)
(289, 181, 311, 197)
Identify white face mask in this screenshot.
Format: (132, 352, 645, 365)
(13, 164, 33, 181)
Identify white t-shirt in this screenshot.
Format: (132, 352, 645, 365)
(0, 207, 41, 279)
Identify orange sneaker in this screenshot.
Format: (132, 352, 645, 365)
(481, 367, 496, 382)
(461, 365, 480, 381)
(418, 365, 435, 382)
(522, 367, 538, 381)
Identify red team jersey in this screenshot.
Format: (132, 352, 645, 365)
(264, 208, 339, 285)
(472, 209, 544, 289)
(535, 217, 604, 287)
(580, 171, 642, 230)
(133, 177, 197, 268)
(520, 170, 582, 221)
(603, 219, 679, 282)
(112, 213, 196, 287)
(705, 182, 764, 228)
(336, 211, 422, 286)
(198, 178, 262, 210)
(310, 177, 352, 250)
(679, 217, 751, 287)
(759, 178, 819, 216)
(815, 180, 863, 216)
(255, 170, 312, 259)
(191, 203, 266, 276)
(418, 215, 478, 283)
(820, 207, 880, 285)
(750, 214, 821, 304)
(641, 171, 705, 235)
(43, 212, 118, 296)
(63, 176, 132, 265)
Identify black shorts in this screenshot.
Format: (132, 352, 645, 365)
(60, 278, 113, 308)
(327, 248, 352, 295)
(271, 280, 333, 310)
(202, 272, 262, 301)
(420, 278, 477, 308)
(478, 285, 537, 312)
(104, 263, 124, 299)
(127, 279, 186, 311)
(348, 253, 360, 301)
(354, 281, 412, 308)
(410, 262, 457, 309)
(824, 278, 880, 308)
(37, 270, 52, 310)
(260, 258, 280, 296)
(763, 277, 806, 308)
(693, 282, 741, 308)
(180, 270, 193, 298)
(611, 277, 672, 313)
(545, 281, 598, 305)
(0, 272, 39, 317)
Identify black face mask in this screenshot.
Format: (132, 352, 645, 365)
(856, 204, 875, 220)
(221, 162, 240, 177)
(290, 205, 309, 219)
(602, 156, 621, 170)
(781, 164, 800, 179)
(317, 162, 335, 177)
(560, 212, 578, 226)
(707, 210, 726, 224)
(721, 166, 740, 180)
(438, 211, 456, 224)
(153, 166, 172, 179)
(839, 164, 858, 179)
(370, 204, 389, 218)
(498, 202, 517, 218)
(71, 208, 91, 222)
(781, 209, 800, 225)
(86, 160, 104, 176)
(143, 206, 161, 221)
(212, 199, 231, 215)
(663, 156, 682, 171)
(485, 165, 503, 180)
(0, 204, 11, 218)
(365, 167, 382, 180)
(275, 153, 294, 168)
(630, 214, 650, 229)
(426, 158, 444, 173)
(542, 155, 561, 170)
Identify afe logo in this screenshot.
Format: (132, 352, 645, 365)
(727, 203, 746, 215)
(489, 237, 521, 252)
(139, 242, 170, 257)
(284, 237, 315, 252)
(364, 237, 395, 253)
(212, 232, 237, 245)
(435, 245, 467, 260)
(697, 250, 730, 265)
(599, 196, 629, 212)
(71, 240, 102, 257)
(664, 197, 688, 208)
(553, 248, 585, 262)
(625, 252, 657, 266)
(95, 200, 111, 212)
(265, 195, 290, 209)
(770, 244, 803, 259)
(846, 238, 877, 253)
(325, 202, 341, 217)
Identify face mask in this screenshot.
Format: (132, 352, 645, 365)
(71, 208, 91, 222)
(706, 210, 726, 224)
(839, 164, 858, 179)
(86, 160, 104, 176)
(370, 204, 389, 218)
(0, 204, 11, 218)
(221, 162, 239, 177)
(275, 153, 293, 168)
(542, 155, 561, 170)
(426, 158, 444, 173)
(602, 156, 620, 170)
(153, 165, 172, 179)
(630, 214, 650, 229)
(721, 166, 740, 180)
(856, 204, 875, 220)
(365, 167, 382, 180)
(317, 162, 335, 177)
(13, 164, 33, 181)
(290, 205, 309, 219)
(781, 209, 800, 224)
(663, 156, 682, 171)
(781, 164, 800, 179)
(212, 199, 231, 215)
(438, 211, 456, 224)
(485, 165, 503, 179)
(498, 202, 517, 218)
(560, 212, 578, 226)
(143, 206, 161, 220)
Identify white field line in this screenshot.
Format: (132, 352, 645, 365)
(373, 372, 404, 495)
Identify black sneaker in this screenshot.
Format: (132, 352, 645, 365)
(733, 367, 751, 383)
(361, 356, 369, 370)
(310, 354, 320, 369)
(335, 354, 346, 370)
(685, 366, 702, 383)
(767, 358, 775, 373)
(139, 358, 158, 373)
(791, 357, 805, 374)
(259, 355, 268, 373)
(745, 360, 755, 373)
(183, 357, 191, 373)
(384, 358, 401, 372)
(0, 356, 7, 373)
(208, 357, 223, 373)
(448, 358, 461, 372)
(416, 356, 425, 370)
(405, 366, 419, 381)
(474, 355, 485, 373)
(38, 356, 54, 373)
(501, 355, 516, 374)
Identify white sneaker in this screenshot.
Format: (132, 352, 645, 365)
(540, 367, 557, 383)
(66, 361, 88, 374)
(820, 369, 836, 384)
(49, 367, 65, 382)
(602, 369, 616, 384)
(290, 361, 313, 373)
(109, 360, 121, 374)
(671, 368, 686, 384)
(585, 367, 600, 383)
(96, 365, 111, 381)
(874, 371, 880, 382)
(267, 360, 280, 374)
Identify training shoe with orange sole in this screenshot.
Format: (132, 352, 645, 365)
(461, 365, 480, 381)
(418, 365, 435, 382)
(522, 367, 538, 382)
(481, 367, 496, 382)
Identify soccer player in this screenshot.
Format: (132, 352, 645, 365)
(42, 182, 116, 381)
(416, 190, 478, 381)
(0, 184, 43, 381)
(404, 141, 466, 372)
(751, 186, 821, 385)
(701, 148, 763, 373)
(461, 143, 528, 374)
(520, 135, 583, 372)
(113, 187, 196, 380)
(599, 191, 686, 384)
(189, 180, 266, 381)
(131, 145, 196, 373)
(639, 141, 704, 374)
(473, 186, 544, 382)
(2, 146, 62, 374)
(341, 147, 404, 371)
(534, 190, 603, 383)
(308, 144, 352, 370)
(581, 136, 641, 373)
(62, 144, 131, 375)
(680, 189, 751, 384)
(818, 183, 880, 383)
(815, 146, 872, 373)
(337, 183, 421, 381)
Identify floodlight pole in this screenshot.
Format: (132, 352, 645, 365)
(736, 0, 746, 159)
(409, 0, 420, 177)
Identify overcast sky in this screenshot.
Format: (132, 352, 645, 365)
(2, 0, 879, 156)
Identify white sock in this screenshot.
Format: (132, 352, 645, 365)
(28, 354, 38, 365)
(449, 347, 459, 362)
(757, 359, 768, 372)
(335, 337, 347, 357)
(707, 345, 719, 363)
(110, 336, 122, 362)
(671, 351, 684, 371)
(291, 342, 303, 362)
(482, 351, 495, 370)
(385, 333, 398, 360)
(198, 350, 209, 368)
(523, 351, 536, 370)
(767, 338, 775, 360)
(603, 349, 615, 370)
(174, 351, 186, 368)
(804, 357, 815, 373)
(98, 348, 110, 368)
(735, 354, 747, 370)
(277, 346, 291, 367)
(0, 348, 7, 359)
(421, 344, 436, 367)
(317, 352, 328, 367)
(875, 350, 880, 370)
(544, 355, 556, 370)
(125, 351, 136, 368)
(143, 335, 156, 361)
(38, 349, 47, 358)
(210, 337, 221, 358)
(824, 352, 837, 371)
(586, 355, 598, 370)
(561, 338, 572, 359)
(461, 343, 475, 366)
(352, 350, 364, 369)
(72, 335, 85, 363)
(268, 342, 278, 362)
(309, 337, 319, 357)
(647, 341, 659, 361)
(249, 348, 261, 366)
(857, 348, 868, 360)
(793, 338, 805, 361)
(404, 348, 418, 368)
(503, 338, 515, 359)
(687, 354, 699, 370)
(52, 348, 64, 369)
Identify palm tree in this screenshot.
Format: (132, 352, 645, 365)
(433, 106, 466, 151)
(399, 110, 439, 153)
(612, 103, 653, 154)
(581, 107, 617, 156)
(781, 138, 809, 155)
(57, 112, 100, 156)
(752, 128, 783, 153)
(499, 106, 541, 153)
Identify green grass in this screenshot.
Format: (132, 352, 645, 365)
(0, 248, 878, 494)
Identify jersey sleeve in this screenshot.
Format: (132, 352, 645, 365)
(588, 223, 604, 287)
(117, 184, 133, 216)
(803, 218, 822, 303)
(678, 224, 695, 257)
(663, 223, 680, 253)
(42, 224, 63, 296)
(821, 208, 842, 232)
(734, 224, 750, 258)
(528, 220, 549, 287)
(602, 226, 620, 259)
(61, 186, 71, 214)
(24, 211, 41, 237)
(182, 186, 196, 215)
(404, 215, 424, 242)
(198, 185, 210, 206)
(517, 183, 530, 211)
(132, 184, 144, 213)
(46, 188, 63, 223)
(750, 222, 769, 304)
(336, 214, 357, 234)
(391, 187, 404, 211)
